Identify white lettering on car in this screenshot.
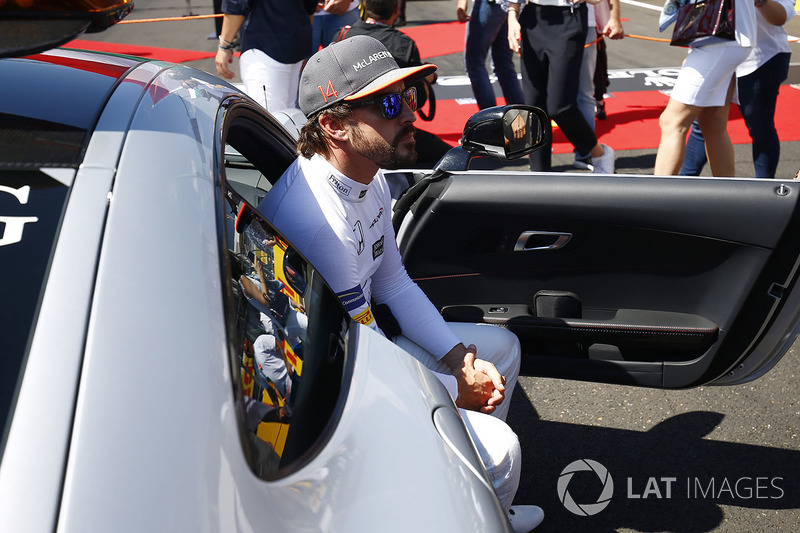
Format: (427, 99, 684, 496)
(0, 185, 38, 247)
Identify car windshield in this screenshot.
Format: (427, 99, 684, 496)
(0, 170, 71, 451)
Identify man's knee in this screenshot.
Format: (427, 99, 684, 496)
(463, 410, 521, 470)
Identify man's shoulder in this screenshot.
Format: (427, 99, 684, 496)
(339, 22, 418, 66)
(258, 157, 350, 249)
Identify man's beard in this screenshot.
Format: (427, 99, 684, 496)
(350, 123, 418, 169)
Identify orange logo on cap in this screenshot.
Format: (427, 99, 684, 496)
(317, 80, 339, 103)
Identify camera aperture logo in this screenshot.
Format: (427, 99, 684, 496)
(557, 459, 614, 516)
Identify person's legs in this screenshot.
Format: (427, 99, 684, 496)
(577, 31, 598, 132)
(594, 37, 609, 118)
(461, 409, 521, 511)
(488, 6, 524, 105)
(654, 97, 702, 175)
(465, 0, 500, 109)
(240, 49, 303, 112)
(394, 322, 521, 422)
(679, 121, 707, 176)
(737, 52, 790, 178)
(662, 42, 749, 176)
(540, 5, 605, 165)
(575, 29, 598, 164)
(519, 6, 551, 171)
(697, 77, 736, 177)
(213, 0, 223, 37)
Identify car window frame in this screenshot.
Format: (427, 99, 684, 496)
(213, 98, 356, 481)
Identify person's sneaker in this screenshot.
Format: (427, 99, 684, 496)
(595, 99, 607, 120)
(591, 144, 615, 174)
(573, 155, 594, 171)
(507, 505, 545, 532)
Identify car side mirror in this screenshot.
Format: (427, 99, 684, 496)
(433, 105, 550, 172)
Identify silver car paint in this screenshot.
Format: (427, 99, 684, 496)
(0, 60, 167, 532)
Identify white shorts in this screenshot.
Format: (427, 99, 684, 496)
(670, 41, 750, 107)
(239, 49, 303, 112)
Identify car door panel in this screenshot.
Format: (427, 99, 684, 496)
(394, 172, 800, 388)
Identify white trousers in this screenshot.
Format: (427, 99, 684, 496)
(395, 322, 523, 510)
(462, 409, 522, 511)
(240, 49, 303, 112)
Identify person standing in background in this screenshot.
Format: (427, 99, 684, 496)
(457, 0, 525, 111)
(337, 0, 452, 166)
(215, 0, 318, 112)
(574, 0, 624, 170)
(653, 0, 756, 176)
(680, 0, 795, 178)
(507, 0, 616, 174)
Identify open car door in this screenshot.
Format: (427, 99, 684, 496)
(391, 105, 800, 389)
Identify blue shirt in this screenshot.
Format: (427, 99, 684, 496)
(222, 0, 317, 64)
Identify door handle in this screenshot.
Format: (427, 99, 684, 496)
(514, 231, 572, 251)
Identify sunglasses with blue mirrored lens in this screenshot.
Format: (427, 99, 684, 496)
(350, 86, 417, 120)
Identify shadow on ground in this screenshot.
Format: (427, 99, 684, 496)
(507, 392, 799, 533)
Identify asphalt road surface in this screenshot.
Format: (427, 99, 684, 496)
(83, 1, 800, 530)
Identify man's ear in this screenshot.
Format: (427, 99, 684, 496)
(318, 112, 350, 142)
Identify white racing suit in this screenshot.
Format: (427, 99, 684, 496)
(259, 153, 523, 510)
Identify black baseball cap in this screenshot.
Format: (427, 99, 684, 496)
(299, 35, 437, 117)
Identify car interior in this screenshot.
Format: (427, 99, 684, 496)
(218, 98, 800, 396)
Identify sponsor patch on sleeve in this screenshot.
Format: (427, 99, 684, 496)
(336, 285, 368, 313)
(353, 308, 375, 327)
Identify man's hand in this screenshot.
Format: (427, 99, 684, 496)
(215, 47, 235, 79)
(215, 14, 244, 80)
(456, 0, 470, 22)
(507, 11, 522, 54)
(443, 344, 506, 414)
(604, 0, 625, 39)
(602, 18, 624, 39)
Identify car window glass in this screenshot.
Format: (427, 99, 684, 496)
(219, 113, 351, 479)
(0, 170, 71, 454)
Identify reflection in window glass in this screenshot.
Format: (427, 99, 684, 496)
(224, 198, 350, 479)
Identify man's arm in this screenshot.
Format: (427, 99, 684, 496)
(215, 13, 245, 79)
(507, 1, 523, 54)
(371, 182, 507, 413)
(756, 0, 794, 26)
(602, 0, 625, 39)
(320, 0, 353, 15)
(456, 0, 471, 23)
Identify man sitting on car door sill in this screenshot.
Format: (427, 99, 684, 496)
(258, 35, 544, 533)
